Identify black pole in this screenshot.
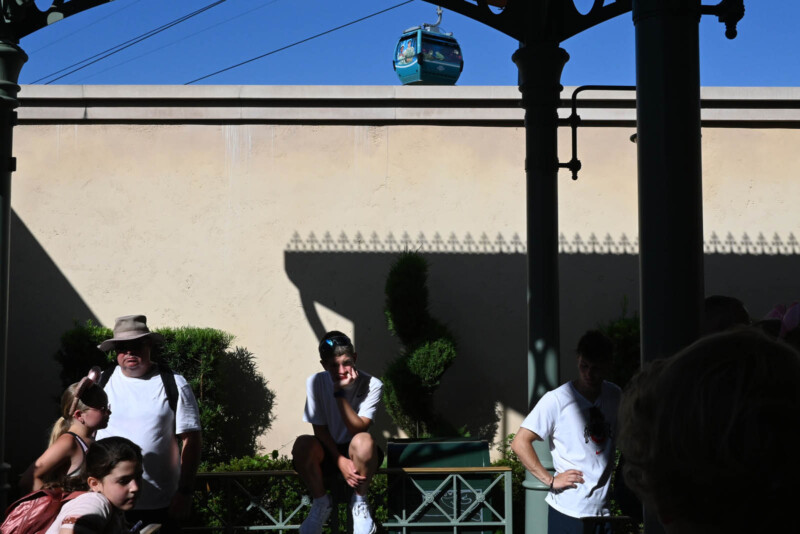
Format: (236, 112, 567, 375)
(0, 38, 26, 513)
(513, 41, 568, 534)
(634, 0, 704, 530)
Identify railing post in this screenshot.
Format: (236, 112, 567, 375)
(224, 476, 234, 534)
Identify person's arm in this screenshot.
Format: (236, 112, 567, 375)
(56, 493, 109, 533)
(334, 397, 372, 436)
(169, 430, 202, 519)
(32, 434, 76, 490)
(333, 368, 373, 436)
(511, 428, 584, 490)
(18, 462, 34, 494)
(312, 424, 366, 489)
(62, 515, 107, 534)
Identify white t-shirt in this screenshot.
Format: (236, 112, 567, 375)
(46, 492, 126, 534)
(303, 370, 383, 444)
(520, 380, 621, 518)
(96, 365, 201, 510)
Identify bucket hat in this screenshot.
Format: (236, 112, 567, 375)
(98, 314, 164, 351)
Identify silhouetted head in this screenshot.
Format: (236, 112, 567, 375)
(618, 329, 800, 533)
(702, 295, 750, 335)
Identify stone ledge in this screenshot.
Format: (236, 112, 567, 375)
(16, 85, 800, 125)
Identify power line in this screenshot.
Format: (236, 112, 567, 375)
(68, 0, 284, 84)
(34, 0, 227, 84)
(28, 0, 146, 55)
(185, 0, 415, 85)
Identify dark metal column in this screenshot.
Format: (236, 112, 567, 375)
(513, 41, 569, 534)
(0, 38, 26, 512)
(634, 0, 704, 530)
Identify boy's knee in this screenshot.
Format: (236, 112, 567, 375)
(349, 433, 376, 462)
(292, 434, 321, 462)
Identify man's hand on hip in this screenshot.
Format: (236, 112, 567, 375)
(552, 469, 584, 490)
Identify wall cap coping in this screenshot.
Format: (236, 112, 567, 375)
(16, 85, 800, 125)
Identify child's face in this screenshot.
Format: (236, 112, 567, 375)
(79, 388, 111, 430)
(321, 353, 358, 388)
(80, 403, 111, 431)
(89, 460, 141, 511)
(576, 355, 610, 393)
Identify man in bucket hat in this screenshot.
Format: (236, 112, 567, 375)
(96, 315, 202, 533)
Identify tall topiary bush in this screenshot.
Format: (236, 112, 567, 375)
(382, 252, 458, 437)
(597, 299, 641, 390)
(54, 321, 276, 464)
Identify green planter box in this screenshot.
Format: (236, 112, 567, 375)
(386, 438, 494, 533)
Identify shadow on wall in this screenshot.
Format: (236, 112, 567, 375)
(704, 253, 800, 321)
(6, 210, 98, 497)
(284, 249, 642, 444)
(286, 245, 800, 445)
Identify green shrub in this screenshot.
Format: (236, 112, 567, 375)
(55, 320, 275, 464)
(382, 252, 459, 438)
(492, 434, 525, 534)
(54, 320, 113, 385)
(597, 299, 641, 390)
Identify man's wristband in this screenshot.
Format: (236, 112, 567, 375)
(549, 474, 556, 490)
(333, 390, 346, 398)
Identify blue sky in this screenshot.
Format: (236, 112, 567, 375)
(17, 0, 800, 86)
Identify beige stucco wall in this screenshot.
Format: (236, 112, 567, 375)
(7, 86, 800, 479)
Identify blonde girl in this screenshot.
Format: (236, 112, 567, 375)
(32, 367, 111, 491)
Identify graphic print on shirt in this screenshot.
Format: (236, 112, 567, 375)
(584, 406, 612, 454)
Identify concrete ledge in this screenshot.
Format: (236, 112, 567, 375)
(16, 85, 800, 126)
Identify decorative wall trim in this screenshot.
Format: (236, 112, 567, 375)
(287, 231, 800, 255)
(287, 231, 527, 254)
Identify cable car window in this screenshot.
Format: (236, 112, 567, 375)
(396, 37, 417, 65)
(420, 38, 461, 65)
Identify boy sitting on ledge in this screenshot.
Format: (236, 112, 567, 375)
(292, 331, 383, 534)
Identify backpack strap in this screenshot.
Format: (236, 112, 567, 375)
(98, 364, 117, 388)
(157, 363, 179, 414)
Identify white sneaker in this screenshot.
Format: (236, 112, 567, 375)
(351, 497, 376, 534)
(300, 495, 332, 534)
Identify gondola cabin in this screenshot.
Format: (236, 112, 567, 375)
(394, 25, 463, 85)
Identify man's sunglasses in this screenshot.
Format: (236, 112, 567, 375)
(115, 339, 148, 353)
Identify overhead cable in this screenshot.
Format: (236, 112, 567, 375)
(28, 0, 145, 55)
(35, 0, 227, 84)
(67, 0, 284, 84)
(184, 0, 415, 85)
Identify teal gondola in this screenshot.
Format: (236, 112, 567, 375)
(393, 7, 463, 86)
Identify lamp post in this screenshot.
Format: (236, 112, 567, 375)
(0, 0, 114, 511)
(424, 0, 743, 532)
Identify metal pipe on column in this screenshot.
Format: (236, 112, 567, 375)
(513, 41, 569, 534)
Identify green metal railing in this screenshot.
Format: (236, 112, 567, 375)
(187, 466, 513, 533)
